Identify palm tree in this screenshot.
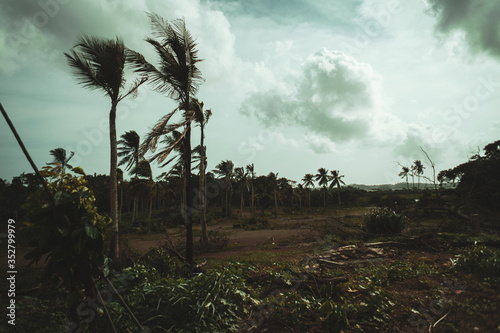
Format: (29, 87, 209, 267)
(192, 98, 211, 245)
(301, 173, 315, 208)
(118, 130, 141, 223)
(413, 160, 425, 189)
(246, 164, 256, 214)
(315, 168, 330, 207)
(118, 130, 141, 177)
(129, 14, 203, 264)
(214, 160, 234, 217)
(267, 172, 279, 216)
(65, 35, 146, 259)
(130, 160, 159, 232)
(398, 166, 410, 190)
(48, 148, 74, 174)
(234, 167, 249, 217)
(329, 170, 345, 205)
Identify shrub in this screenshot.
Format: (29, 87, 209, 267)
(452, 245, 500, 286)
(364, 207, 407, 234)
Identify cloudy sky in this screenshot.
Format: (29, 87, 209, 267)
(1, 0, 499, 185)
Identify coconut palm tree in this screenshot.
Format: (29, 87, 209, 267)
(301, 173, 315, 208)
(48, 148, 74, 174)
(398, 165, 410, 190)
(234, 167, 249, 217)
(118, 130, 141, 223)
(129, 14, 203, 264)
(130, 160, 159, 232)
(267, 172, 279, 216)
(192, 98, 211, 245)
(315, 168, 330, 207)
(118, 130, 141, 177)
(65, 35, 146, 259)
(329, 170, 345, 205)
(214, 160, 234, 217)
(246, 164, 256, 214)
(413, 160, 425, 189)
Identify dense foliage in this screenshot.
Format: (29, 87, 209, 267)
(364, 207, 407, 234)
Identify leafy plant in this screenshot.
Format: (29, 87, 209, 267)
(23, 165, 110, 328)
(452, 245, 500, 286)
(364, 207, 407, 234)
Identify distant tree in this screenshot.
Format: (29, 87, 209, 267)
(192, 98, 211, 245)
(214, 160, 234, 217)
(234, 167, 249, 217)
(118, 130, 141, 223)
(246, 163, 256, 214)
(398, 165, 410, 190)
(315, 168, 330, 207)
(65, 35, 145, 259)
(412, 160, 425, 189)
(329, 170, 345, 205)
(48, 148, 74, 174)
(267, 172, 279, 215)
(301, 173, 315, 208)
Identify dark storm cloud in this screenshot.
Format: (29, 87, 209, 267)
(427, 0, 500, 58)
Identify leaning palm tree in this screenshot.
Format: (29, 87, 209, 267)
(301, 173, 315, 208)
(129, 14, 203, 264)
(48, 148, 74, 174)
(315, 168, 330, 207)
(65, 35, 146, 259)
(329, 170, 345, 205)
(398, 165, 410, 190)
(192, 98, 212, 245)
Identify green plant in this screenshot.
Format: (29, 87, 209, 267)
(319, 300, 349, 333)
(22, 165, 110, 329)
(364, 207, 407, 234)
(452, 245, 500, 286)
(107, 263, 258, 332)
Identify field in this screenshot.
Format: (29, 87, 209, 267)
(2, 204, 500, 332)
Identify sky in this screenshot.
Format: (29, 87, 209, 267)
(1, 0, 499, 185)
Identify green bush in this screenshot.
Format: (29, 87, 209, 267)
(364, 207, 407, 234)
(452, 245, 500, 286)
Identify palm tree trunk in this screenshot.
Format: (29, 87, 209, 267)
(240, 189, 244, 218)
(200, 127, 208, 245)
(251, 181, 255, 214)
(274, 189, 278, 215)
(183, 121, 194, 265)
(147, 195, 152, 233)
(109, 101, 119, 259)
(119, 182, 123, 225)
(308, 189, 311, 208)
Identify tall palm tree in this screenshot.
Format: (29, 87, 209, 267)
(315, 168, 330, 207)
(129, 14, 203, 264)
(234, 167, 249, 217)
(413, 160, 425, 189)
(398, 166, 410, 190)
(301, 173, 315, 208)
(246, 164, 256, 214)
(65, 35, 146, 259)
(48, 148, 74, 174)
(329, 170, 345, 205)
(214, 160, 234, 217)
(192, 98, 211, 245)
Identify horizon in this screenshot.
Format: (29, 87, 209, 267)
(1, 0, 499, 186)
